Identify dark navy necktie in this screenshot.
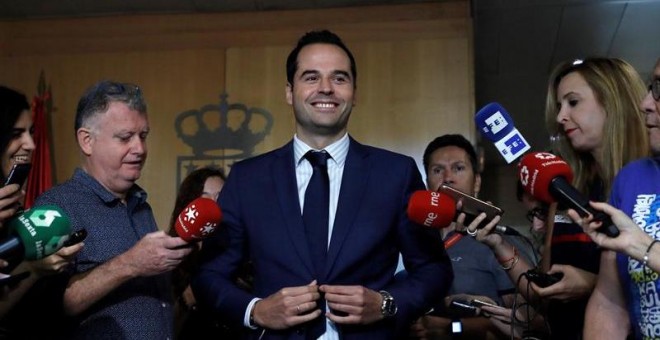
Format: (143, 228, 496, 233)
(303, 150, 330, 278)
(302, 150, 330, 339)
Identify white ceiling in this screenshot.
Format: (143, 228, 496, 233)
(1, 0, 659, 164)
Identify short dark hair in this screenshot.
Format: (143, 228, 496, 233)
(422, 134, 478, 175)
(286, 30, 357, 88)
(0, 85, 30, 167)
(75, 80, 146, 134)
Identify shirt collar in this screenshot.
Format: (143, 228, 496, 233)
(73, 168, 147, 205)
(293, 133, 349, 167)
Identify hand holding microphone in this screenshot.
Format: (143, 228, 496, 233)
(0, 205, 72, 262)
(518, 152, 619, 237)
(407, 190, 515, 235)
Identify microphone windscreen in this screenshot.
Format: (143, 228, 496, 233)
(475, 102, 515, 142)
(407, 190, 456, 229)
(175, 197, 222, 242)
(7, 205, 72, 260)
(518, 152, 574, 204)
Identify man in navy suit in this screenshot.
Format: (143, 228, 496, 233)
(193, 30, 453, 339)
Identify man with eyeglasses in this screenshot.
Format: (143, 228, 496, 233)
(34, 80, 193, 339)
(575, 58, 660, 340)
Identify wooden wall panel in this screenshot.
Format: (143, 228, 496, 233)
(0, 1, 472, 229)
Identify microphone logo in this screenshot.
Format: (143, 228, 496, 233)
(484, 111, 509, 135)
(520, 166, 530, 187)
(183, 204, 199, 225)
(534, 152, 556, 160)
(201, 222, 217, 236)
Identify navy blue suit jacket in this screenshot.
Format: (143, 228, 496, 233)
(193, 137, 453, 339)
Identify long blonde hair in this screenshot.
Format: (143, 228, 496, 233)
(545, 58, 648, 198)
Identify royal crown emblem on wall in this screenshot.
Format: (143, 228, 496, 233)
(174, 93, 273, 187)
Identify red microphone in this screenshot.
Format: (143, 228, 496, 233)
(407, 190, 456, 228)
(517, 152, 573, 204)
(174, 197, 222, 242)
(518, 152, 619, 237)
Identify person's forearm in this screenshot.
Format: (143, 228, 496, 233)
(584, 251, 629, 339)
(487, 240, 538, 303)
(63, 253, 136, 316)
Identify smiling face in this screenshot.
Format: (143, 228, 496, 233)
(2, 110, 35, 179)
(286, 43, 355, 149)
(642, 60, 660, 156)
(555, 71, 607, 157)
(78, 101, 149, 198)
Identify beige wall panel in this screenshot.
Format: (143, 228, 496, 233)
(0, 1, 471, 228)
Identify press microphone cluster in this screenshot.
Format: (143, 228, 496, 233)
(0, 205, 72, 261)
(518, 152, 619, 237)
(407, 190, 520, 235)
(174, 197, 223, 242)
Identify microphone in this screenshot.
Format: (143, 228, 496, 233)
(408, 191, 520, 235)
(174, 197, 222, 242)
(518, 152, 619, 237)
(0, 205, 72, 261)
(407, 190, 456, 228)
(475, 102, 531, 163)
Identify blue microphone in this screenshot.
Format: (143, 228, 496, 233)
(475, 103, 530, 163)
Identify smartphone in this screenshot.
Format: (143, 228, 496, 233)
(438, 184, 504, 226)
(525, 270, 563, 288)
(63, 229, 88, 247)
(3, 163, 31, 187)
(470, 298, 505, 310)
(448, 299, 479, 318)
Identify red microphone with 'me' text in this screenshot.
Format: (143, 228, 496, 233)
(407, 190, 456, 229)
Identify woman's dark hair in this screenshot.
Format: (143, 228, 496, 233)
(0, 86, 30, 180)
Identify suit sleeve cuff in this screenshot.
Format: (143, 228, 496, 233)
(244, 297, 262, 329)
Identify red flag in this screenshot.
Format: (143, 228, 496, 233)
(24, 71, 53, 209)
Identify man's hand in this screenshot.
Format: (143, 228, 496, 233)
(121, 231, 192, 278)
(253, 280, 322, 329)
(320, 284, 383, 325)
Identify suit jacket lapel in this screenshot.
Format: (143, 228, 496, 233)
(273, 142, 316, 275)
(325, 139, 369, 279)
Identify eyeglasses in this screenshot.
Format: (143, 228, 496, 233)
(649, 78, 660, 101)
(526, 206, 547, 223)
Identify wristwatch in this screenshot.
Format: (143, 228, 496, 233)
(379, 290, 398, 317)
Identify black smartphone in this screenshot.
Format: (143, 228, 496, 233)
(438, 184, 504, 228)
(63, 229, 88, 247)
(448, 299, 479, 318)
(526, 270, 563, 288)
(3, 163, 31, 187)
(0, 271, 30, 287)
